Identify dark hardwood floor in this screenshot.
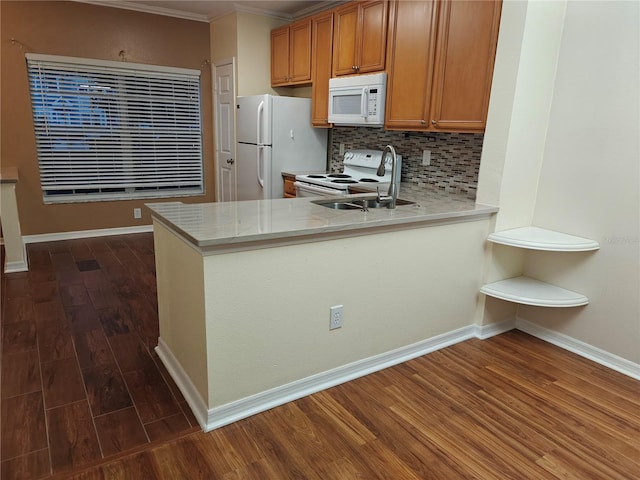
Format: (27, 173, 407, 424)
(3, 235, 640, 479)
(1, 234, 199, 479)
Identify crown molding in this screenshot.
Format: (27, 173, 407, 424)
(71, 0, 210, 22)
(72, 1, 348, 23)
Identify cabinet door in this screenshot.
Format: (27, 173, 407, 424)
(332, 2, 360, 76)
(357, 0, 388, 74)
(283, 176, 297, 198)
(430, 0, 502, 131)
(271, 25, 290, 86)
(289, 18, 312, 84)
(385, 0, 439, 130)
(311, 11, 334, 127)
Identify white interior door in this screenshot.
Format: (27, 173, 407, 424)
(214, 59, 236, 202)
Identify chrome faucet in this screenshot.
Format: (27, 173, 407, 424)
(376, 144, 398, 208)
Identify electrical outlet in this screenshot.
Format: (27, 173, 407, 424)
(422, 149, 431, 166)
(339, 143, 345, 156)
(133, 208, 142, 219)
(330, 305, 343, 330)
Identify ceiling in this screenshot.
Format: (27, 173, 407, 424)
(79, 0, 343, 22)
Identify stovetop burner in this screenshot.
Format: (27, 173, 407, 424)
(328, 174, 352, 179)
(307, 174, 327, 179)
(359, 178, 379, 183)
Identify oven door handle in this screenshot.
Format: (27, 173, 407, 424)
(294, 181, 345, 196)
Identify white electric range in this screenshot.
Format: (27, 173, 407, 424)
(294, 149, 402, 197)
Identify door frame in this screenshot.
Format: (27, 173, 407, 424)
(213, 57, 237, 202)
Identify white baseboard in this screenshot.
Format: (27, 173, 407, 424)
(23, 224, 153, 244)
(516, 318, 640, 381)
(156, 325, 480, 432)
(155, 338, 209, 431)
(4, 259, 29, 273)
(474, 318, 517, 339)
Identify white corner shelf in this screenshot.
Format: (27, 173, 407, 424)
(482, 226, 597, 307)
(487, 226, 599, 252)
(480, 276, 589, 308)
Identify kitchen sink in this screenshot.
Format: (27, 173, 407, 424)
(312, 197, 416, 210)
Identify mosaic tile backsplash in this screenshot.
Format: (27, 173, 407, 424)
(330, 127, 484, 199)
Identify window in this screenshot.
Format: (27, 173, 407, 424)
(26, 54, 204, 203)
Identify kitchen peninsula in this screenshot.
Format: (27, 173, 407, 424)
(147, 188, 497, 431)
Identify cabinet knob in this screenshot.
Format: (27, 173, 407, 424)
(431, 120, 437, 126)
(421, 120, 426, 125)
(352, 65, 357, 71)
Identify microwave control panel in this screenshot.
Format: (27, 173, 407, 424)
(367, 88, 379, 116)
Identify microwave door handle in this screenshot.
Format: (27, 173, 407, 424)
(361, 87, 369, 119)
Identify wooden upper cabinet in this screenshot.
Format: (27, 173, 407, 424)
(311, 11, 334, 127)
(271, 18, 312, 87)
(384, 0, 439, 130)
(385, 0, 502, 132)
(271, 25, 290, 86)
(332, 1, 388, 77)
(430, 0, 502, 131)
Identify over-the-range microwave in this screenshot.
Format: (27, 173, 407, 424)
(328, 72, 386, 127)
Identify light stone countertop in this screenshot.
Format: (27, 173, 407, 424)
(146, 184, 497, 253)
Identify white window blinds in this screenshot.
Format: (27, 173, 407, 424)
(26, 53, 204, 203)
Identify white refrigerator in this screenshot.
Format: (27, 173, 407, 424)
(236, 95, 328, 200)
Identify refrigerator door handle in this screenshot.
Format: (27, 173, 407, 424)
(256, 101, 265, 188)
(257, 145, 265, 188)
(257, 100, 265, 145)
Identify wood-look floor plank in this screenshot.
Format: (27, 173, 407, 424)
(65, 304, 103, 333)
(72, 327, 114, 368)
(41, 358, 87, 409)
(329, 381, 470, 479)
(0, 448, 51, 479)
(47, 400, 102, 473)
(93, 407, 149, 456)
(144, 412, 191, 443)
(37, 320, 76, 362)
(1, 391, 48, 460)
(151, 438, 227, 480)
(2, 319, 37, 354)
(1, 349, 42, 398)
(81, 363, 133, 416)
(242, 413, 326, 480)
(123, 366, 180, 423)
(2, 296, 36, 325)
(32, 280, 60, 303)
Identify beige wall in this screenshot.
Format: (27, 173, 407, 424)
(153, 220, 208, 403)
(199, 219, 492, 408)
(478, 0, 640, 364)
(236, 12, 288, 96)
(0, 1, 214, 235)
(210, 12, 238, 64)
(521, 0, 639, 363)
(210, 10, 289, 97)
